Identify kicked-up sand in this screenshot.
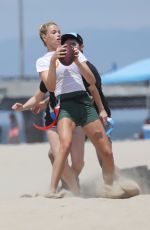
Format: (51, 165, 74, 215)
(0, 140, 150, 230)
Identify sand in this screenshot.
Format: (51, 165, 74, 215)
(0, 140, 150, 230)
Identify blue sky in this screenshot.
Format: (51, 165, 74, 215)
(1, 0, 150, 40)
(0, 0, 150, 75)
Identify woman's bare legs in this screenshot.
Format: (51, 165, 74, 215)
(49, 118, 80, 195)
(70, 127, 85, 177)
(83, 119, 115, 185)
(96, 139, 120, 180)
(47, 127, 80, 195)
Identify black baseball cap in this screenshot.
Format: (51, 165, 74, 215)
(61, 32, 83, 45)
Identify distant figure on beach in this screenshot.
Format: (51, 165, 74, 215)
(139, 117, 150, 139)
(0, 125, 2, 143)
(8, 113, 20, 144)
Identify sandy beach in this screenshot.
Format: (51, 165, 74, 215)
(0, 140, 150, 230)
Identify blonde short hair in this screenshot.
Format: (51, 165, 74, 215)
(39, 21, 58, 46)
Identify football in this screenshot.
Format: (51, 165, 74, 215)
(59, 44, 75, 66)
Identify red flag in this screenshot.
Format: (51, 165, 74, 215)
(33, 106, 60, 131)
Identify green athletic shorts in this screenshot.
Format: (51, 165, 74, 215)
(57, 91, 99, 127)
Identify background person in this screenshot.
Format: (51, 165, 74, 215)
(8, 112, 20, 144)
(0, 125, 2, 143)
